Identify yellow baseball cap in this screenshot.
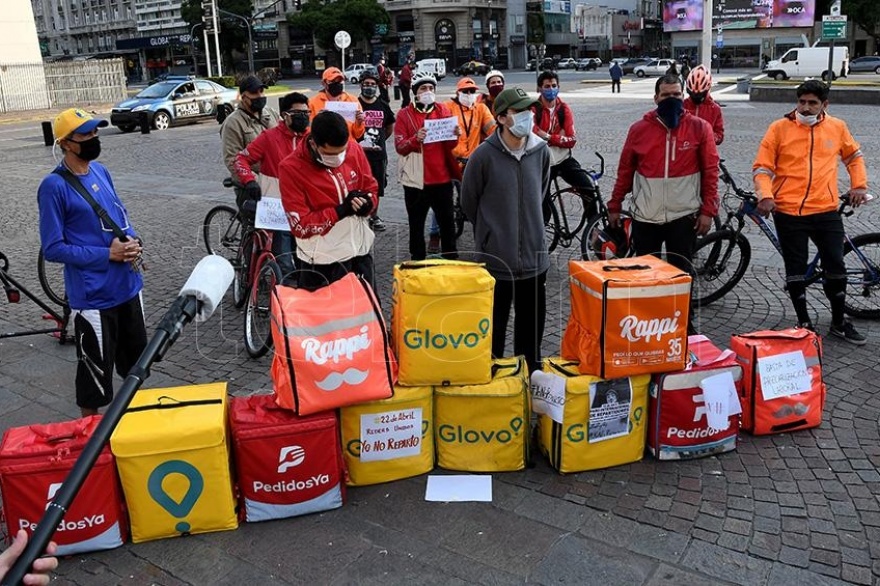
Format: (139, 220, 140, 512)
(53, 108, 108, 142)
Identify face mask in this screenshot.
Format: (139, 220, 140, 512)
(361, 86, 378, 99)
(508, 110, 533, 138)
(541, 88, 559, 101)
(689, 91, 707, 104)
(656, 97, 684, 129)
(248, 96, 267, 112)
(457, 92, 476, 108)
(70, 136, 101, 161)
(418, 91, 436, 106)
(327, 82, 345, 97)
(796, 111, 819, 126)
(287, 111, 310, 133)
(488, 85, 504, 98)
(320, 149, 346, 168)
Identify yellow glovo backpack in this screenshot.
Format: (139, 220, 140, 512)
(434, 356, 531, 472)
(537, 358, 649, 474)
(392, 260, 495, 387)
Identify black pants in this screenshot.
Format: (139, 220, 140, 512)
(404, 184, 458, 260)
(365, 153, 387, 199)
(272, 231, 297, 284)
(297, 254, 375, 293)
(400, 85, 411, 108)
(611, 80, 621, 93)
(379, 86, 390, 103)
(492, 272, 548, 374)
(631, 214, 697, 275)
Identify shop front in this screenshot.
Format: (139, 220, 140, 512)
(116, 33, 193, 82)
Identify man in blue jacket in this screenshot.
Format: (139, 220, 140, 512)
(38, 109, 147, 416)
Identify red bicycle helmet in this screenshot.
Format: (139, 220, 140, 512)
(687, 65, 713, 94)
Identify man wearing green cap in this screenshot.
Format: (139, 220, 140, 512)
(460, 88, 551, 373)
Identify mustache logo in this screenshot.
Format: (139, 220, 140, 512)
(315, 368, 370, 391)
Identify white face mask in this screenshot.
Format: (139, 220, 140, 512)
(457, 92, 477, 108)
(320, 150, 346, 168)
(418, 91, 436, 106)
(508, 110, 533, 138)
(796, 111, 820, 126)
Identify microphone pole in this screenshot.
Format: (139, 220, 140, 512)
(2, 256, 232, 586)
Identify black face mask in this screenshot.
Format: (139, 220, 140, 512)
(361, 86, 378, 99)
(248, 96, 267, 112)
(689, 91, 707, 104)
(327, 82, 345, 97)
(656, 97, 684, 129)
(70, 136, 101, 161)
(287, 111, 310, 133)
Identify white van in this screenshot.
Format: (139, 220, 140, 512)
(414, 58, 447, 80)
(764, 46, 849, 81)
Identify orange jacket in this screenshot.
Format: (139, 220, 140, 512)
(308, 90, 365, 140)
(753, 111, 867, 216)
(442, 98, 496, 161)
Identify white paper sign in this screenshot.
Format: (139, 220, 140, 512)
(530, 371, 566, 424)
(699, 371, 737, 430)
(757, 350, 812, 401)
(254, 197, 291, 231)
(425, 475, 492, 502)
(588, 379, 632, 443)
(323, 100, 358, 122)
(359, 408, 422, 462)
(423, 117, 458, 144)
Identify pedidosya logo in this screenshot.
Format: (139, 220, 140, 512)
(19, 482, 106, 533)
(438, 417, 524, 444)
(277, 445, 306, 473)
(255, 446, 331, 494)
(403, 318, 491, 351)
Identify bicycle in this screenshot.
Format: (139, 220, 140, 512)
(691, 160, 880, 318)
(37, 249, 66, 307)
(544, 152, 606, 254)
(238, 214, 281, 358)
(1, 250, 72, 343)
(202, 178, 244, 261)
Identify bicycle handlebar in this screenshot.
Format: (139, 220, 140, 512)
(223, 177, 234, 188)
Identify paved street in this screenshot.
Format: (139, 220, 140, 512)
(1, 84, 880, 585)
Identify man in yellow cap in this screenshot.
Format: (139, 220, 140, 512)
(309, 67, 365, 140)
(37, 108, 147, 417)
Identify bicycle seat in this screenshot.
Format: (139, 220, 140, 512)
(223, 177, 234, 188)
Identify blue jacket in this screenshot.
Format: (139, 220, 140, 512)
(38, 163, 143, 310)
(610, 63, 623, 81)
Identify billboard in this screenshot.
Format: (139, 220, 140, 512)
(663, 0, 815, 32)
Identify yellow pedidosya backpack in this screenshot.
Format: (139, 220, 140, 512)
(538, 358, 649, 474)
(392, 260, 495, 387)
(434, 356, 531, 472)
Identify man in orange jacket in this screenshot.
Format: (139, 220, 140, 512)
(753, 80, 869, 343)
(309, 67, 366, 140)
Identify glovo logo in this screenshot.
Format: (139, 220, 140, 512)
(437, 417, 523, 444)
(147, 460, 204, 533)
(565, 407, 644, 442)
(403, 318, 491, 351)
(347, 419, 430, 457)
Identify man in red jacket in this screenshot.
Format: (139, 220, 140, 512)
(684, 65, 724, 145)
(233, 92, 310, 283)
(279, 111, 379, 290)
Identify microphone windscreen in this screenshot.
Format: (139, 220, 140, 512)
(179, 255, 234, 321)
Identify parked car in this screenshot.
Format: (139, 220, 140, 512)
(634, 59, 678, 77)
(557, 58, 577, 69)
(343, 63, 373, 84)
(575, 58, 597, 71)
(620, 58, 653, 74)
(526, 59, 537, 71)
(848, 55, 880, 74)
(110, 78, 239, 132)
(457, 60, 491, 76)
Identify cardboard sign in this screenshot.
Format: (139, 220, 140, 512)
(324, 100, 358, 122)
(423, 117, 458, 144)
(530, 370, 565, 424)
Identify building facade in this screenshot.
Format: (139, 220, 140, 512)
(573, 4, 663, 60)
(31, 0, 137, 57)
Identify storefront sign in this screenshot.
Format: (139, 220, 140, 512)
(435, 19, 456, 44)
(397, 33, 416, 43)
(116, 34, 191, 50)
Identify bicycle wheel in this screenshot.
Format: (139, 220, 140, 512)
(203, 205, 242, 260)
(843, 232, 880, 319)
(544, 200, 561, 253)
(232, 230, 253, 308)
(37, 249, 66, 307)
(244, 257, 279, 358)
(554, 188, 592, 244)
(691, 230, 751, 307)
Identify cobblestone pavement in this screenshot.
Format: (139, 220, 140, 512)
(1, 85, 879, 585)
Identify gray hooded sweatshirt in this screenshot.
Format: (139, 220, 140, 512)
(460, 130, 551, 280)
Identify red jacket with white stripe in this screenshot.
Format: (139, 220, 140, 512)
(683, 95, 724, 145)
(233, 123, 308, 197)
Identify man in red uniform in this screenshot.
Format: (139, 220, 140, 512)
(683, 65, 724, 145)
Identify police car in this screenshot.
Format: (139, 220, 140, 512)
(110, 76, 239, 132)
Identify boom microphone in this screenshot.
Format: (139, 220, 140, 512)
(1, 256, 233, 586)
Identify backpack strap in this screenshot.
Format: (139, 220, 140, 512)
(53, 167, 130, 242)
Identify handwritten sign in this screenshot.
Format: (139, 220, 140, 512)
(699, 370, 738, 431)
(757, 350, 812, 401)
(359, 408, 422, 462)
(323, 100, 358, 122)
(423, 117, 458, 144)
(254, 197, 291, 231)
(530, 371, 566, 423)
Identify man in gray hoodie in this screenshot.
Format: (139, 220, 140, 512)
(460, 87, 551, 373)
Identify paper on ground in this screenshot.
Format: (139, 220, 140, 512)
(425, 475, 492, 502)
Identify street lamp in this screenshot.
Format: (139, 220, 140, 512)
(219, 8, 254, 73)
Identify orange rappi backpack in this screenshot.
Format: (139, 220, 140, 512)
(730, 328, 825, 435)
(270, 273, 397, 415)
(562, 256, 691, 379)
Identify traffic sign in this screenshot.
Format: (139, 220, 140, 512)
(716, 39, 723, 49)
(822, 15, 847, 40)
(334, 30, 351, 50)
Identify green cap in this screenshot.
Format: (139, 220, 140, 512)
(492, 87, 539, 117)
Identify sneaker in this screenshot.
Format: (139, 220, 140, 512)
(796, 321, 816, 332)
(369, 216, 387, 232)
(829, 321, 867, 345)
(427, 234, 441, 254)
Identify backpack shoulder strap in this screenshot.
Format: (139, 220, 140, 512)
(53, 167, 129, 241)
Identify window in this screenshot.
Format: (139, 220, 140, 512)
(782, 50, 798, 63)
(195, 80, 215, 94)
(473, 18, 483, 33)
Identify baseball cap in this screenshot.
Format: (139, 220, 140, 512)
(52, 108, 108, 141)
(322, 67, 344, 83)
(456, 77, 478, 92)
(492, 87, 538, 117)
(239, 75, 267, 94)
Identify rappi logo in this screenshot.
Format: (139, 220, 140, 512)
(665, 393, 728, 439)
(403, 318, 491, 351)
(437, 416, 523, 444)
(619, 311, 681, 343)
(277, 445, 306, 473)
(19, 483, 106, 533)
(301, 325, 371, 392)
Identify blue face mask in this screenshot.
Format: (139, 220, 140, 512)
(656, 97, 684, 129)
(541, 88, 559, 101)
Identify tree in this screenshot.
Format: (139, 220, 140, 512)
(181, 0, 255, 70)
(287, 0, 389, 52)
